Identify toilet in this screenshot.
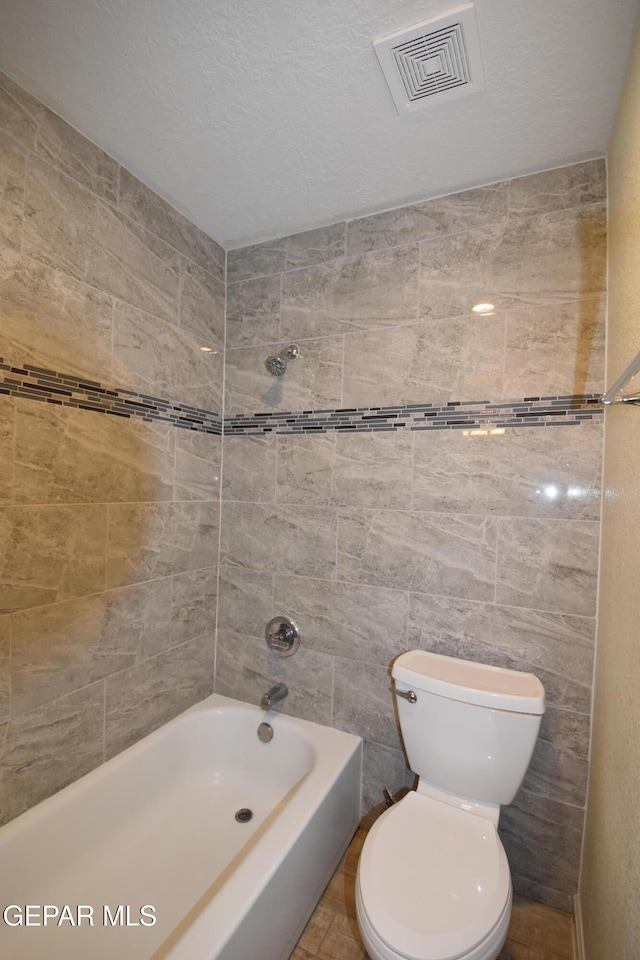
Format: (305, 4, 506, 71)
(356, 650, 545, 960)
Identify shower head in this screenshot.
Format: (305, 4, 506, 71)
(265, 344, 299, 377)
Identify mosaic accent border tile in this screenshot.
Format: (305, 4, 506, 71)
(0, 359, 222, 434)
(1, 357, 603, 437)
(225, 395, 604, 436)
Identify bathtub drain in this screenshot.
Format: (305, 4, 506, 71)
(235, 808, 253, 823)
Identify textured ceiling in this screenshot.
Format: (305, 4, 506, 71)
(0, 0, 637, 247)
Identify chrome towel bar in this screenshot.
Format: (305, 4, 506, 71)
(601, 349, 640, 406)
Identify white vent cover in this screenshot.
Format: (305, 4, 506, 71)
(373, 4, 485, 115)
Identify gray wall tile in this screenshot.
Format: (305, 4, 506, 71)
(0, 74, 225, 830)
(112, 301, 222, 411)
(412, 422, 602, 520)
(104, 633, 214, 759)
(174, 431, 220, 501)
(227, 221, 345, 283)
(273, 574, 408, 665)
(35, 110, 119, 204)
(508, 159, 606, 220)
(222, 434, 276, 503)
(0, 683, 105, 825)
(10, 581, 173, 714)
(170, 567, 217, 646)
(281, 245, 419, 339)
(361, 740, 408, 815)
(343, 314, 505, 408)
(220, 502, 337, 580)
(347, 181, 508, 257)
(226, 274, 281, 347)
(499, 789, 584, 900)
(179, 257, 225, 348)
(337, 509, 497, 601)
(496, 517, 600, 616)
(224, 337, 343, 416)
(332, 658, 400, 751)
(215, 628, 332, 725)
(217, 566, 273, 638)
(118, 168, 225, 281)
(0, 71, 47, 150)
(86, 203, 180, 324)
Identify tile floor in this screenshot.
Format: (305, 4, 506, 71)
(290, 804, 575, 960)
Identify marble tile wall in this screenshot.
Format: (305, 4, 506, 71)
(0, 71, 224, 825)
(219, 158, 607, 911)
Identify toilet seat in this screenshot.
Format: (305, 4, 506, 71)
(357, 791, 511, 960)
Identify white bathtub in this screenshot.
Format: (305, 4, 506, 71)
(0, 694, 362, 960)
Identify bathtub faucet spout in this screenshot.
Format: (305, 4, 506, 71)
(261, 683, 288, 711)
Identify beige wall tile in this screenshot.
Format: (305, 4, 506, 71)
(106, 500, 219, 588)
(0, 129, 25, 253)
(221, 434, 276, 503)
(174, 430, 220, 501)
(179, 257, 225, 348)
(118, 168, 225, 281)
(508, 159, 606, 220)
(504, 299, 606, 398)
(0, 397, 14, 505)
(112, 301, 222, 411)
(35, 110, 119, 204)
(342, 314, 505, 408)
(0, 503, 107, 614)
(24, 155, 98, 281)
(0, 248, 113, 383)
(14, 400, 176, 503)
(0, 71, 46, 151)
(224, 337, 342, 416)
(0, 614, 9, 723)
(86, 203, 180, 324)
(226, 274, 281, 348)
(0, 682, 105, 825)
(227, 222, 345, 283)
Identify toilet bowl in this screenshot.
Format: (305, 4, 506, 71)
(355, 650, 545, 960)
(356, 792, 511, 960)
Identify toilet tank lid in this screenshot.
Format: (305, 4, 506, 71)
(392, 650, 545, 714)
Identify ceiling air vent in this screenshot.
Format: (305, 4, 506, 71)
(373, 3, 485, 116)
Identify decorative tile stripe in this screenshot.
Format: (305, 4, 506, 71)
(225, 395, 604, 435)
(0, 360, 222, 434)
(1, 358, 603, 438)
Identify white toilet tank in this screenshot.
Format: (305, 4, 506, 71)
(393, 650, 545, 806)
